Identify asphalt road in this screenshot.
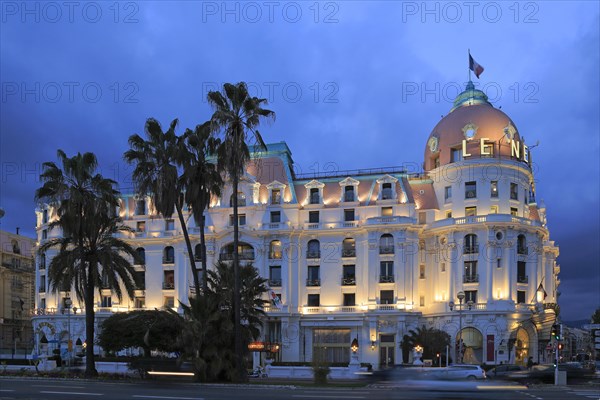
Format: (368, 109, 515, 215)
(0, 378, 598, 400)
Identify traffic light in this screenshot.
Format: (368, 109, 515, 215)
(551, 324, 559, 340)
(558, 343, 563, 350)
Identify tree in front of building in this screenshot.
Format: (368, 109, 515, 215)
(402, 325, 451, 365)
(208, 82, 275, 381)
(36, 150, 141, 378)
(591, 308, 600, 324)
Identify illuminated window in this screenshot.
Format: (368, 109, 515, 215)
(134, 297, 145, 309)
(420, 296, 425, 307)
(136, 221, 145, 232)
(491, 181, 498, 198)
(441, 262, 446, 272)
(465, 206, 477, 217)
(269, 240, 282, 259)
(419, 264, 425, 279)
(271, 189, 281, 205)
(446, 210, 452, 219)
(164, 296, 174, 308)
(101, 295, 112, 308)
(381, 207, 393, 216)
(490, 205, 499, 214)
(418, 212, 426, 224)
(510, 207, 518, 216)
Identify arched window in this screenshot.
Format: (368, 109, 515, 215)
(517, 234, 527, 255)
(135, 248, 145, 265)
(219, 242, 254, 261)
(230, 192, 246, 207)
(307, 240, 320, 259)
(342, 238, 356, 257)
(163, 246, 174, 264)
(269, 240, 282, 259)
(194, 244, 203, 261)
(463, 234, 478, 254)
(379, 234, 394, 254)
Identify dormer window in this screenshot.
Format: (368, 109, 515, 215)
(135, 198, 146, 215)
(382, 183, 392, 200)
(304, 180, 325, 205)
(271, 189, 281, 205)
(339, 177, 359, 203)
(230, 192, 246, 207)
(344, 186, 355, 202)
(377, 175, 398, 201)
(42, 209, 48, 224)
(267, 181, 286, 205)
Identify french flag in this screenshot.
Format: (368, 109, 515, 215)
(469, 53, 484, 79)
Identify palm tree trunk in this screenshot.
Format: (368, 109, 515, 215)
(232, 174, 243, 382)
(200, 212, 208, 294)
(175, 201, 201, 297)
(84, 262, 98, 378)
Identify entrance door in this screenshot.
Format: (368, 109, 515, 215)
(379, 334, 395, 367)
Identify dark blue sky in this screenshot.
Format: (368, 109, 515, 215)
(1, 1, 598, 320)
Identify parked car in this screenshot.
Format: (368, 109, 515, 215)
(507, 363, 595, 384)
(486, 364, 526, 379)
(441, 365, 487, 380)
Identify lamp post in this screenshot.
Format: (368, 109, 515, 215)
(449, 291, 467, 363)
(64, 296, 72, 368)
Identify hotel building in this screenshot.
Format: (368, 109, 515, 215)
(32, 82, 560, 368)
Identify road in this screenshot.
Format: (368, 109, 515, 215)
(0, 378, 598, 400)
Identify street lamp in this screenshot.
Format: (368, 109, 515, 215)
(64, 296, 72, 368)
(351, 338, 359, 353)
(449, 291, 466, 363)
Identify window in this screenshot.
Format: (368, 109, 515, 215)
(342, 238, 356, 257)
(42, 229, 47, 240)
(524, 189, 529, 204)
(465, 181, 477, 199)
(219, 242, 254, 261)
(463, 234, 478, 254)
(517, 235, 527, 254)
(419, 264, 425, 279)
(42, 209, 48, 224)
(163, 246, 175, 264)
(309, 211, 319, 223)
(381, 207, 393, 217)
(510, 207, 518, 216)
(490, 205, 498, 214)
(164, 296, 175, 308)
(39, 275, 46, 292)
(194, 244, 203, 261)
(342, 265, 355, 285)
(230, 192, 246, 207)
(464, 261, 478, 282)
(445, 210, 452, 219)
(101, 295, 112, 308)
(269, 265, 282, 286)
(344, 209, 355, 222)
(134, 297, 145, 309)
(165, 219, 175, 231)
(163, 271, 175, 289)
(313, 329, 350, 364)
(419, 295, 425, 307)
(381, 183, 393, 200)
(379, 234, 394, 254)
(271, 189, 281, 205)
(310, 188, 320, 204)
(344, 186, 355, 202)
(418, 212, 426, 224)
(307, 294, 320, 307)
(510, 183, 518, 200)
(136, 221, 146, 232)
(39, 253, 46, 270)
(497, 258, 502, 268)
(451, 148, 462, 162)
(40, 298, 46, 309)
(444, 186, 452, 202)
(307, 240, 320, 258)
(380, 261, 394, 282)
(517, 290, 526, 304)
(307, 266, 320, 286)
(270, 211, 281, 223)
(491, 181, 498, 198)
(135, 199, 145, 215)
(465, 206, 477, 217)
(134, 271, 145, 290)
(269, 240, 282, 259)
(380, 290, 394, 304)
(343, 293, 356, 306)
(229, 214, 246, 226)
(101, 271, 110, 288)
(464, 290, 477, 304)
(441, 262, 446, 272)
(517, 261, 527, 283)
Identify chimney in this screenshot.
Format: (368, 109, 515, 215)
(16, 227, 20, 235)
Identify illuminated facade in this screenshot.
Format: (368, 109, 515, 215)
(32, 82, 560, 368)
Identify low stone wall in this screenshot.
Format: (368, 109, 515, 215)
(265, 365, 365, 380)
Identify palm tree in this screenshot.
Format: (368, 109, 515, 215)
(402, 325, 450, 365)
(179, 122, 223, 293)
(124, 118, 202, 295)
(35, 150, 137, 378)
(207, 82, 275, 381)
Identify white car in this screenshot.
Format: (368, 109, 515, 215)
(430, 365, 487, 380)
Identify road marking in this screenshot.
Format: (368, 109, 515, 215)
(132, 396, 204, 400)
(40, 391, 104, 396)
(33, 385, 86, 389)
(292, 396, 365, 399)
(0, 389, 15, 392)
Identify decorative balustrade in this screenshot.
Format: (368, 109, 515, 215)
(463, 274, 479, 283)
(379, 275, 395, 283)
(379, 246, 395, 254)
(342, 277, 356, 286)
(306, 279, 321, 287)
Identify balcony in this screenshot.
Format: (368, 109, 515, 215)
(342, 277, 356, 286)
(379, 246, 394, 255)
(430, 214, 542, 229)
(463, 274, 479, 283)
(366, 216, 415, 225)
(342, 249, 356, 258)
(38, 262, 46, 270)
(162, 257, 175, 264)
(463, 245, 479, 254)
(517, 275, 529, 284)
(306, 250, 320, 259)
(517, 246, 529, 255)
(306, 279, 321, 287)
(306, 223, 320, 229)
(465, 190, 477, 199)
(38, 286, 46, 293)
(269, 252, 283, 260)
(162, 282, 175, 290)
(379, 275, 395, 283)
(342, 221, 358, 228)
(269, 279, 282, 287)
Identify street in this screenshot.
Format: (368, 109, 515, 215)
(0, 378, 598, 400)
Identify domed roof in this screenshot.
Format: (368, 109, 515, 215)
(424, 81, 522, 171)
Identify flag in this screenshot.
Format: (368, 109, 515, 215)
(143, 329, 150, 346)
(537, 283, 548, 299)
(270, 290, 281, 308)
(19, 297, 25, 311)
(469, 53, 484, 78)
